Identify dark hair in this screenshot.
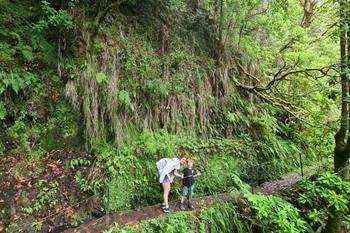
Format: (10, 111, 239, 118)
(179, 155, 186, 159)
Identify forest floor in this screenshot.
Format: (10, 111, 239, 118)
(0, 150, 101, 233)
(62, 173, 304, 233)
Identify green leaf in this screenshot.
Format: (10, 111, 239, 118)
(21, 45, 33, 61)
(11, 79, 19, 93)
(118, 90, 131, 105)
(0, 102, 6, 120)
(0, 84, 5, 95)
(95, 72, 107, 84)
(51, 75, 60, 83)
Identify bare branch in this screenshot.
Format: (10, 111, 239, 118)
(237, 63, 260, 82)
(256, 64, 337, 92)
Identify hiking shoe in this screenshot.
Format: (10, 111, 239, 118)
(179, 202, 185, 210)
(188, 201, 194, 209)
(162, 207, 170, 213)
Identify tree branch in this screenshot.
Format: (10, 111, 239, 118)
(237, 63, 260, 82)
(236, 61, 337, 94)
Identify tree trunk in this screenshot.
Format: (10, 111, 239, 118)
(300, 0, 318, 28)
(324, 1, 349, 232)
(333, 0, 349, 173)
(323, 212, 343, 233)
(334, 0, 348, 155)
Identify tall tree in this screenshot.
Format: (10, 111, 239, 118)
(333, 0, 350, 174)
(324, 0, 349, 232)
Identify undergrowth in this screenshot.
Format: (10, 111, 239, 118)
(90, 129, 312, 211)
(106, 172, 350, 233)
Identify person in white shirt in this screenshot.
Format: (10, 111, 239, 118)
(156, 156, 187, 213)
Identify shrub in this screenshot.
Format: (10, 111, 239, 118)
(294, 172, 350, 230)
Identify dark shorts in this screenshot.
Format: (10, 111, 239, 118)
(161, 174, 171, 184)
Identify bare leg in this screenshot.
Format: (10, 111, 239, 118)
(188, 194, 194, 209)
(162, 182, 171, 208)
(188, 194, 192, 203)
(181, 196, 185, 203)
(179, 195, 186, 210)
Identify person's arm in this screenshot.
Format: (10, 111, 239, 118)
(194, 170, 201, 177)
(174, 170, 184, 178)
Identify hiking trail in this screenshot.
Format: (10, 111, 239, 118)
(62, 174, 302, 233)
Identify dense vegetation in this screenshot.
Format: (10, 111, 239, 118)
(0, 0, 349, 232)
(105, 172, 350, 232)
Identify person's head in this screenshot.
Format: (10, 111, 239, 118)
(187, 159, 193, 168)
(179, 155, 187, 165)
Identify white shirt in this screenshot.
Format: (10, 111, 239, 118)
(156, 158, 181, 183)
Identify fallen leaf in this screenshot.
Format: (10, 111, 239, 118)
(62, 191, 69, 198)
(65, 207, 74, 217)
(10, 157, 17, 164)
(34, 220, 43, 228)
(14, 195, 20, 202)
(125, 220, 138, 227)
(18, 177, 31, 183)
(55, 206, 62, 213)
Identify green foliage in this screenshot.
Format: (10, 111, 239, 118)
(245, 193, 310, 233)
(100, 127, 309, 211)
(70, 212, 81, 227)
(105, 211, 197, 233)
(195, 156, 239, 195)
(106, 173, 349, 233)
(2, 101, 80, 155)
(67, 18, 216, 145)
(0, 70, 39, 94)
(295, 172, 350, 229)
(67, 157, 91, 169)
(0, 0, 75, 157)
(102, 143, 160, 210)
(95, 72, 108, 84)
(40, 102, 81, 149)
(199, 202, 248, 233)
(0, 0, 343, 231)
(118, 90, 135, 112)
(307, 209, 325, 226)
(7, 116, 32, 155)
(22, 179, 59, 214)
(142, 211, 196, 233)
(74, 171, 98, 193)
(0, 101, 7, 120)
(132, 130, 181, 157)
(0, 141, 5, 155)
(33, 0, 73, 32)
(344, 215, 350, 230)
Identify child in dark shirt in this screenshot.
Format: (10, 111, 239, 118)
(179, 159, 201, 210)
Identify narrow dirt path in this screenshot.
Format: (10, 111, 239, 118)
(62, 173, 303, 233)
